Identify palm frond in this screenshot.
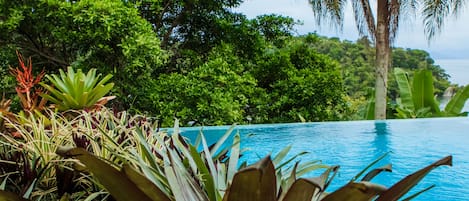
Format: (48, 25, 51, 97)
(389, 0, 401, 42)
(352, 0, 376, 41)
(422, 0, 460, 40)
(308, 0, 347, 31)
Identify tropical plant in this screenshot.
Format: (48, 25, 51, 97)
(394, 68, 440, 118)
(393, 68, 469, 118)
(0, 109, 326, 200)
(252, 39, 347, 122)
(0, 110, 74, 200)
(0, 110, 454, 200)
(40, 67, 114, 111)
(442, 85, 469, 116)
(308, 0, 466, 119)
(151, 45, 269, 126)
(0, 0, 167, 112)
(0, 108, 164, 200)
(9, 51, 47, 112)
(50, 142, 452, 201)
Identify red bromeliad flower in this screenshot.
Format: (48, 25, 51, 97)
(10, 51, 46, 111)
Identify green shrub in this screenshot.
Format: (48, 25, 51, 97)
(254, 41, 347, 122)
(151, 46, 268, 126)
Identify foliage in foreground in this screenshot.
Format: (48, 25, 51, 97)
(0, 109, 325, 200)
(0, 109, 453, 200)
(53, 145, 451, 201)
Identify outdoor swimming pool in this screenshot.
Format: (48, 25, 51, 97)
(177, 117, 469, 200)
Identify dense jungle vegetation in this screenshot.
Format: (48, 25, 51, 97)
(0, 0, 455, 126)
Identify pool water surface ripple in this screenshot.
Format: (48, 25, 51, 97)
(175, 117, 469, 201)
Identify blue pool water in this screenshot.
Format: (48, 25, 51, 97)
(176, 117, 469, 200)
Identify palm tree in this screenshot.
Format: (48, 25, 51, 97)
(308, 0, 465, 119)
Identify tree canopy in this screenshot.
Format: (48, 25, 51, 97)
(0, 0, 457, 125)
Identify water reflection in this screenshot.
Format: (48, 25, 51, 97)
(372, 121, 392, 165)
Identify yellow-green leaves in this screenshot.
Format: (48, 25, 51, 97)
(40, 67, 114, 111)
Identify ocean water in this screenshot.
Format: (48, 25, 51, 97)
(178, 117, 469, 200)
(436, 59, 469, 112)
(436, 59, 469, 86)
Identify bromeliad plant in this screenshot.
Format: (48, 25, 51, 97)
(48, 130, 452, 201)
(0, 112, 328, 201)
(0, 110, 454, 200)
(9, 51, 47, 112)
(40, 67, 115, 111)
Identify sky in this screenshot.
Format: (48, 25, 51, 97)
(236, 0, 469, 59)
(235, 0, 469, 85)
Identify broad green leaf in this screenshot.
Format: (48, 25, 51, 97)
(56, 147, 154, 201)
(394, 68, 415, 111)
(50, 74, 70, 94)
(188, 144, 217, 201)
(84, 69, 98, 89)
(376, 155, 452, 201)
(73, 79, 85, 100)
(87, 83, 114, 105)
(412, 69, 440, 114)
(79, 92, 90, 107)
(39, 84, 66, 102)
(38, 92, 61, 106)
(363, 88, 375, 120)
(444, 85, 469, 115)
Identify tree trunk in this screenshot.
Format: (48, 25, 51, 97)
(374, 0, 391, 119)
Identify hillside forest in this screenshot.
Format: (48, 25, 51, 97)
(0, 0, 458, 126)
